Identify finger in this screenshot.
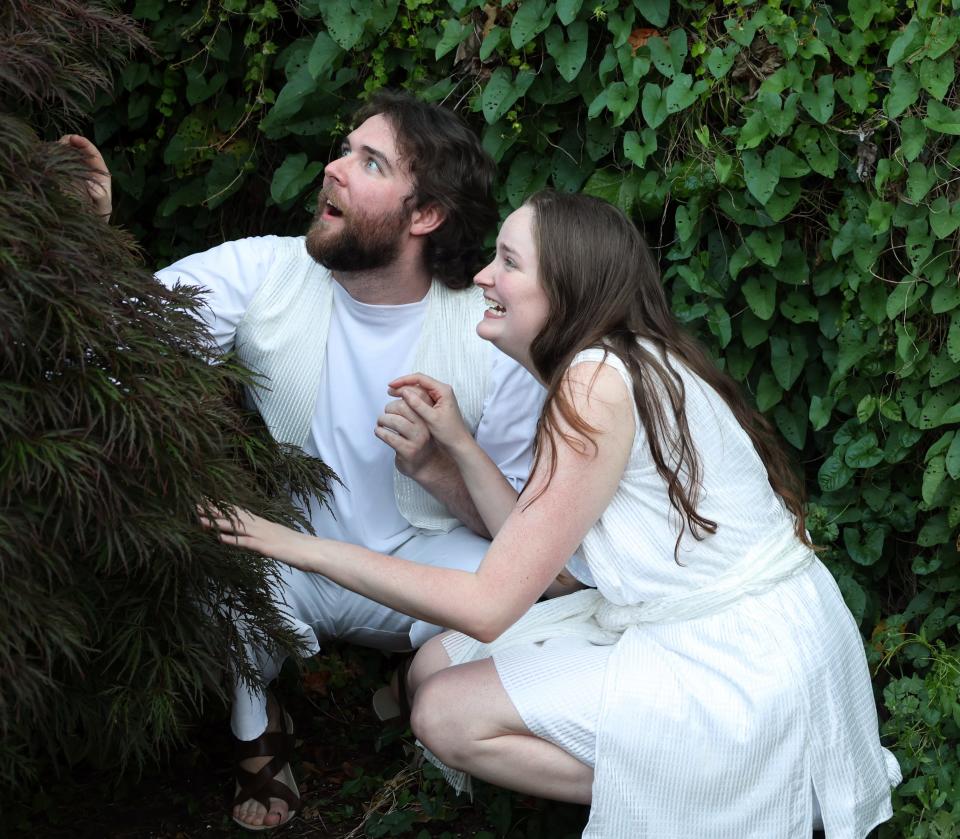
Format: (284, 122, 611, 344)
(377, 411, 418, 438)
(374, 425, 414, 457)
(383, 399, 422, 424)
(399, 387, 436, 421)
(388, 373, 445, 400)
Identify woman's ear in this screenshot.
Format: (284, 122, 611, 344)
(409, 202, 446, 237)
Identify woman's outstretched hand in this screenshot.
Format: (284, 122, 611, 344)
(387, 373, 471, 453)
(199, 507, 317, 572)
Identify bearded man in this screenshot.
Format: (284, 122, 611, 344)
(67, 91, 544, 830)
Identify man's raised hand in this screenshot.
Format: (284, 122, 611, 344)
(58, 135, 112, 219)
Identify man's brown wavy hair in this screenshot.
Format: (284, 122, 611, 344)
(522, 190, 810, 559)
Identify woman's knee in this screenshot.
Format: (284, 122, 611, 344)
(410, 672, 471, 767)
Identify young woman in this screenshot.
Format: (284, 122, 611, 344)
(206, 191, 899, 837)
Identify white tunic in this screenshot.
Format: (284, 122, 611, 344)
(437, 347, 899, 838)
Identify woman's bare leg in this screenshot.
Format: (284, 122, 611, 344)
(410, 657, 594, 805)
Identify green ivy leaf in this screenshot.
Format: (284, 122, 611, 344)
(270, 152, 324, 204)
(843, 527, 885, 565)
(918, 56, 955, 99)
(899, 117, 927, 163)
(544, 22, 588, 82)
(949, 311, 960, 363)
(435, 18, 469, 59)
(623, 128, 657, 167)
(320, 0, 368, 49)
(742, 274, 776, 319)
(479, 25, 506, 61)
(931, 281, 960, 315)
(845, 432, 885, 468)
(886, 279, 927, 320)
(648, 29, 686, 79)
(925, 100, 960, 135)
(635, 0, 669, 27)
(755, 371, 783, 411)
(780, 291, 818, 324)
(799, 74, 835, 124)
(929, 197, 960, 238)
(809, 394, 834, 431)
(906, 161, 937, 203)
(705, 45, 736, 79)
(741, 149, 781, 205)
(184, 67, 227, 105)
(917, 514, 952, 547)
(641, 83, 668, 128)
(848, 0, 883, 30)
(511, 0, 555, 49)
(664, 73, 697, 114)
(482, 67, 535, 124)
(607, 81, 640, 125)
(769, 333, 808, 389)
(263, 66, 317, 125)
(885, 63, 920, 119)
(835, 70, 870, 113)
(836, 321, 873, 375)
(774, 399, 807, 449)
(887, 17, 923, 65)
(799, 130, 838, 177)
(556, 0, 582, 25)
(924, 13, 960, 60)
(819, 452, 855, 491)
(308, 32, 342, 78)
(745, 226, 784, 267)
(946, 432, 960, 479)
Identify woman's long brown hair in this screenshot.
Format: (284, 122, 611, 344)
(522, 190, 810, 559)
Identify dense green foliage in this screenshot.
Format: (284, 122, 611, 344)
(0, 0, 336, 791)
(46, 0, 960, 834)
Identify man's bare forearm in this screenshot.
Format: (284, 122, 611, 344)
(413, 449, 492, 538)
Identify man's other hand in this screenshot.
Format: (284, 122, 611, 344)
(375, 384, 452, 483)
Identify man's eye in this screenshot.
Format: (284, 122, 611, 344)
(339, 147, 350, 158)
(365, 159, 381, 172)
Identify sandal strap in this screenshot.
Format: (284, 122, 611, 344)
(234, 708, 300, 812)
(234, 758, 301, 811)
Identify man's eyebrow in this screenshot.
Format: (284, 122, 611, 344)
(359, 143, 394, 174)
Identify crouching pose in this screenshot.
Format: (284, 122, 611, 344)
(206, 191, 900, 838)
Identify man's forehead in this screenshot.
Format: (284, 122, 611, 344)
(348, 114, 405, 168)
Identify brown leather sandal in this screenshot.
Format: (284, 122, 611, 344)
(232, 709, 301, 832)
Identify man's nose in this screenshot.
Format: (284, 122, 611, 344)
(323, 155, 346, 183)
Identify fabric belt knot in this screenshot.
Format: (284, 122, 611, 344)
(595, 523, 815, 629)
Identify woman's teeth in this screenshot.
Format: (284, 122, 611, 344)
(485, 297, 506, 316)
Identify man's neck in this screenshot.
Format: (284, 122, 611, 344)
(331, 254, 432, 305)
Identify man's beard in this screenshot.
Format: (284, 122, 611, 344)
(305, 189, 413, 272)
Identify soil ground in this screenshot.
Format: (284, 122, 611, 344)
(10, 646, 588, 839)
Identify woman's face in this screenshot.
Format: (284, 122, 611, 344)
(474, 206, 550, 369)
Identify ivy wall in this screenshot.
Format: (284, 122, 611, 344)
(86, 1, 960, 835)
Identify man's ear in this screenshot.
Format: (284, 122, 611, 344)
(409, 202, 446, 237)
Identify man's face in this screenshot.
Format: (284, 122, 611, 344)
(305, 114, 417, 272)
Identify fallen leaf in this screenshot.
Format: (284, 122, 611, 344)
(629, 28, 658, 52)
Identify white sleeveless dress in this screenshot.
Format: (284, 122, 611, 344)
(433, 347, 900, 838)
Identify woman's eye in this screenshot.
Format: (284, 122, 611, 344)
(503, 257, 516, 269)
